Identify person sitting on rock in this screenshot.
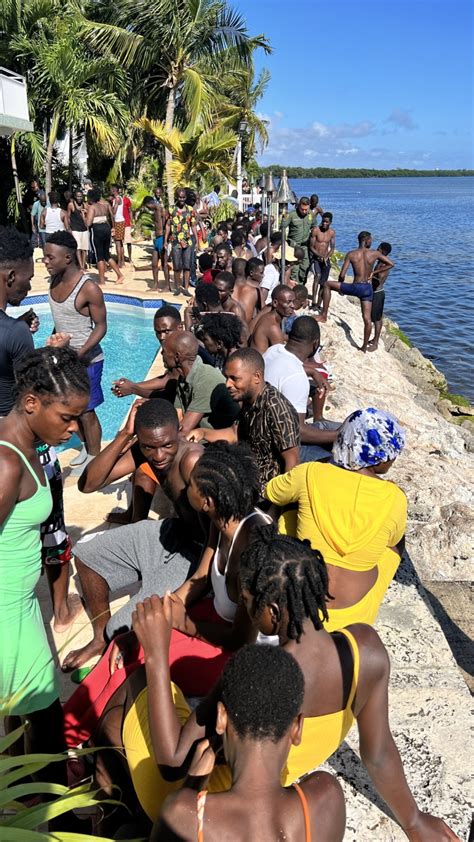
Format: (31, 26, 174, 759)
(152, 643, 346, 842)
(249, 285, 295, 354)
(265, 407, 407, 631)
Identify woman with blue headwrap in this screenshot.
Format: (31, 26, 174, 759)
(265, 407, 407, 631)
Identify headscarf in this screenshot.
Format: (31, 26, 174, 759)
(332, 407, 405, 470)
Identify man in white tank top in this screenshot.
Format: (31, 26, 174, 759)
(44, 231, 107, 467)
(40, 191, 69, 234)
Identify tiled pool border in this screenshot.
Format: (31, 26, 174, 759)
(23, 293, 181, 311)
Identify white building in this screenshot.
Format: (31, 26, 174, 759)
(0, 67, 33, 135)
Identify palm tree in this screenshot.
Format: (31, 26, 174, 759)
(217, 67, 270, 159)
(12, 16, 129, 192)
(93, 0, 270, 203)
(135, 117, 238, 190)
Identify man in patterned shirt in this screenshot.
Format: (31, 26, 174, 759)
(188, 347, 300, 493)
(164, 187, 198, 297)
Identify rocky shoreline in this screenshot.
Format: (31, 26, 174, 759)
(314, 288, 473, 838)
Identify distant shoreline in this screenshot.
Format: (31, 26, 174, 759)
(256, 167, 474, 179)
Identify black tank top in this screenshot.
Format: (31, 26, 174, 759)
(70, 202, 87, 232)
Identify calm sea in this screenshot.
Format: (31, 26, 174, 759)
(288, 177, 474, 401)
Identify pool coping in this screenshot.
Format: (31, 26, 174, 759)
(23, 292, 182, 311)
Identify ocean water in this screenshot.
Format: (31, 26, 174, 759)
(289, 177, 474, 400)
(14, 301, 158, 442)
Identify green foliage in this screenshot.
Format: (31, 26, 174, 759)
(208, 199, 239, 224)
(256, 166, 474, 179)
(0, 726, 145, 841)
(330, 249, 344, 268)
(0, 0, 270, 198)
(386, 324, 413, 347)
(439, 390, 471, 408)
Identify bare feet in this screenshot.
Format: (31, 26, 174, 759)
(106, 509, 132, 525)
(359, 346, 368, 353)
(62, 637, 105, 671)
(115, 276, 125, 285)
(53, 593, 85, 633)
(315, 314, 327, 323)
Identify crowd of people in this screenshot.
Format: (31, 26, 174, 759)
(0, 178, 460, 842)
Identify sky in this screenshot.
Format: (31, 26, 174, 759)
(236, 0, 473, 169)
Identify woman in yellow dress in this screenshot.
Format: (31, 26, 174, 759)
(265, 407, 407, 631)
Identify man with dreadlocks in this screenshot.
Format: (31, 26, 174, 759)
(117, 528, 458, 841)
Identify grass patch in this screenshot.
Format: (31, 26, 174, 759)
(440, 390, 471, 407)
(450, 414, 474, 426)
(386, 323, 413, 347)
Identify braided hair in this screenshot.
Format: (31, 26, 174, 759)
(240, 525, 331, 641)
(13, 347, 90, 403)
(192, 441, 259, 524)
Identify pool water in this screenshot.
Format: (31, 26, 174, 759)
(13, 299, 161, 443)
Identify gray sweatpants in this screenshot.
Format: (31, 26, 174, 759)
(73, 518, 201, 638)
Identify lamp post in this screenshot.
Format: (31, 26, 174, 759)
(236, 119, 248, 212)
(265, 171, 274, 266)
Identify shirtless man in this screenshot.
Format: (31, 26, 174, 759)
(213, 271, 247, 321)
(309, 212, 335, 308)
(62, 399, 204, 670)
(309, 193, 324, 223)
(317, 231, 394, 353)
(141, 195, 168, 290)
(249, 284, 295, 354)
(368, 242, 394, 352)
(231, 229, 253, 261)
(232, 257, 264, 323)
(215, 242, 233, 273)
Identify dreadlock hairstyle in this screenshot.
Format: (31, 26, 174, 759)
(13, 347, 90, 403)
(191, 441, 259, 525)
(240, 524, 331, 641)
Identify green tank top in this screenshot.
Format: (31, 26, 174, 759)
(0, 441, 52, 573)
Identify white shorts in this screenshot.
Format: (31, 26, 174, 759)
(72, 230, 89, 251)
(124, 226, 133, 245)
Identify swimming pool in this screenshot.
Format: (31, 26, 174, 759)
(11, 294, 173, 443)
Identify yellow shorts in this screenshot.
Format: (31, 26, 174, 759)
(122, 683, 231, 822)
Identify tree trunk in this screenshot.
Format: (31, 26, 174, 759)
(10, 136, 28, 233)
(68, 126, 73, 192)
(165, 87, 176, 206)
(45, 112, 60, 194)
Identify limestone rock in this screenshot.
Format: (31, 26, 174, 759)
(320, 292, 474, 582)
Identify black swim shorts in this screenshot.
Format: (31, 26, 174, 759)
(371, 289, 385, 321)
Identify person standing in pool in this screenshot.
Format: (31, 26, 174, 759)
(368, 242, 395, 352)
(317, 232, 394, 353)
(44, 231, 107, 465)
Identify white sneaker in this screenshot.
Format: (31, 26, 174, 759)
(69, 445, 88, 467)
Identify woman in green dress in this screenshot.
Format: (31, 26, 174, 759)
(0, 346, 89, 770)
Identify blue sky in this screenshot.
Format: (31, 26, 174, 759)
(236, 0, 473, 169)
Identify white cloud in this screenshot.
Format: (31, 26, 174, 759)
(386, 108, 418, 130)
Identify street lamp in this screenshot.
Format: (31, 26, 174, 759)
(265, 171, 274, 266)
(237, 119, 248, 212)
